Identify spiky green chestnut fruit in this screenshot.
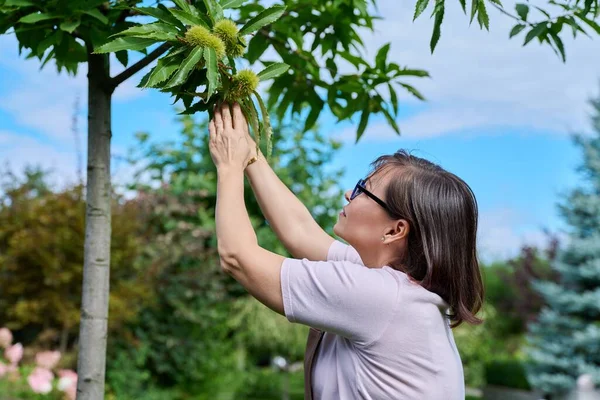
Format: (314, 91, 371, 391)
(213, 19, 246, 57)
(229, 69, 259, 99)
(228, 36, 247, 58)
(214, 20, 238, 46)
(185, 25, 225, 58)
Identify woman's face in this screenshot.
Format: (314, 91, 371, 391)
(333, 170, 394, 253)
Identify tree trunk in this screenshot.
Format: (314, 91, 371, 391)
(76, 51, 113, 400)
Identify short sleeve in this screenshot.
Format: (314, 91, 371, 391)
(280, 255, 400, 346)
(327, 240, 364, 265)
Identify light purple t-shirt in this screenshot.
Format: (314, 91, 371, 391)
(280, 240, 465, 400)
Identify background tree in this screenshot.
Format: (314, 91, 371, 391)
(526, 87, 600, 396)
(0, 166, 152, 358)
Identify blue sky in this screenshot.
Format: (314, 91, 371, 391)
(0, 0, 598, 262)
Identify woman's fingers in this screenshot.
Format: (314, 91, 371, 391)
(232, 103, 250, 136)
(214, 105, 223, 134)
(209, 119, 216, 142)
(220, 103, 233, 131)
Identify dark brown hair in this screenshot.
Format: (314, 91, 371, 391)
(368, 150, 484, 328)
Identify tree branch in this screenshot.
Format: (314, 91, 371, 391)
(109, 42, 172, 89)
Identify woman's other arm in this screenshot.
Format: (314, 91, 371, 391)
(245, 153, 334, 261)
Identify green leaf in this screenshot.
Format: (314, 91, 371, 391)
(40, 48, 55, 69)
(169, 9, 209, 28)
(381, 107, 400, 135)
(5, 0, 35, 5)
(458, 0, 467, 14)
(303, 97, 323, 132)
(83, 9, 108, 25)
(388, 83, 399, 115)
(116, 50, 128, 68)
(276, 88, 295, 121)
(19, 13, 57, 24)
(204, 47, 219, 99)
(413, 0, 430, 20)
(356, 108, 370, 143)
(111, 23, 179, 41)
(470, 0, 478, 23)
(221, 0, 246, 8)
(36, 31, 58, 56)
(253, 91, 273, 158)
(430, 0, 445, 53)
(575, 12, 600, 34)
(375, 43, 390, 70)
(143, 56, 181, 88)
(257, 62, 290, 81)
(400, 83, 426, 100)
(477, 0, 489, 30)
(134, 6, 184, 28)
(164, 46, 204, 88)
(565, 16, 589, 38)
(172, 0, 191, 12)
(339, 51, 369, 68)
(246, 34, 269, 64)
(523, 23, 548, 45)
(94, 37, 157, 53)
(242, 97, 261, 147)
(509, 24, 526, 38)
(548, 31, 566, 62)
(59, 19, 80, 33)
(515, 3, 529, 21)
(239, 5, 286, 36)
(203, 0, 224, 21)
(394, 68, 430, 77)
(267, 77, 287, 110)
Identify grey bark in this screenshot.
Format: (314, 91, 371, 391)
(75, 51, 113, 400)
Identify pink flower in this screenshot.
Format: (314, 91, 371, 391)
(4, 343, 23, 365)
(27, 367, 54, 394)
(0, 328, 12, 348)
(36, 350, 62, 369)
(58, 369, 78, 400)
(0, 361, 7, 377)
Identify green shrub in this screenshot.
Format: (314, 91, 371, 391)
(484, 359, 531, 390)
(234, 367, 304, 400)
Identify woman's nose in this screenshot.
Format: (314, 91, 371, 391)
(344, 190, 352, 202)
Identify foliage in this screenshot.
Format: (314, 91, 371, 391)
(234, 367, 304, 400)
(455, 241, 558, 389)
(484, 238, 559, 337)
(526, 87, 600, 395)
(0, 0, 430, 144)
(412, 0, 600, 60)
(102, 112, 344, 395)
(484, 359, 532, 390)
(0, 167, 152, 351)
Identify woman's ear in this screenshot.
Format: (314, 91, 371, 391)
(385, 219, 410, 243)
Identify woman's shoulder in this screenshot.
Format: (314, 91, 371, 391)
(381, 266, 448, 308)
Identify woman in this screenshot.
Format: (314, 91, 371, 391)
(209, 103, 484, 400)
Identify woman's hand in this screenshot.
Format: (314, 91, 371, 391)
(209, 103, 256, 172)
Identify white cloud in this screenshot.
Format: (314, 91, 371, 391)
(0, 35, 152, 143)
(333, 0, 600, 142)
(476, 206, 561, 262)
(0, 131, 81, 189)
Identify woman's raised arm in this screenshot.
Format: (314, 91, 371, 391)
(245, 152, 335, 261)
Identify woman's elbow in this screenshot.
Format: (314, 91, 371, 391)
(218, 251, 240, 275)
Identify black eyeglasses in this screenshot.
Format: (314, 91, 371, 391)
(350, 178, 389, 211)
